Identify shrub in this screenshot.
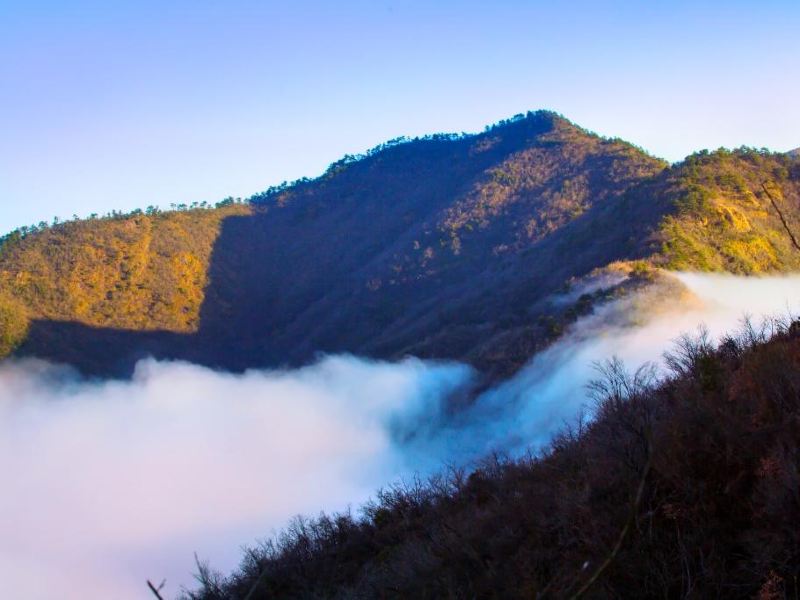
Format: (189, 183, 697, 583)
(0, 292, 28, 357)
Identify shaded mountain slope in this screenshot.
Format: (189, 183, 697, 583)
(2, 112, 799, 377)
(195, 112, 667, 374)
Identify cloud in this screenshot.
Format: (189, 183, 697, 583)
(2, 272, 800, 598)
(0, 356, 470, 599)
(434, 272, 800, 458)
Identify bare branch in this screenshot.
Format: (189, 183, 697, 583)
(762, 181, 800, 252)
(243, 567, 272, 600)
(568, 436, 652, 600)
(146, 579, 166, 600)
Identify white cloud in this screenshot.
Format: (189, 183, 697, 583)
(0, 356, 470, 599)
(442, 273, 800, 457)
(2, 272, 800, 598)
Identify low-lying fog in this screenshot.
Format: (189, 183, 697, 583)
(2, 273, 800, 599)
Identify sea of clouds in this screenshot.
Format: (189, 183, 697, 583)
(2, 273, 800, 598)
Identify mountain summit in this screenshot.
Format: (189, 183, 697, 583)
(1, 111, 799, 377)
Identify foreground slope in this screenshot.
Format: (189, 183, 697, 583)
(185, 320, 800, 599)
(1, 112, 799, 377)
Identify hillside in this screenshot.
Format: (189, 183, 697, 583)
(183, 317, 800, 599)
(655, 149, 800, 272)
(0, 204, 249, 332)
(1, 111, 799, 377)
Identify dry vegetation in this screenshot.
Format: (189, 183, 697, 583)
(0, 204, 249, 347)
(184, 319, 800, 599)
(437, 119, 665, 260)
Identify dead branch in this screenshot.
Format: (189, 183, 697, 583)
(567, 438, 653, 600)
(762, 182, 800, 252)
(146, 579, 166, 600)
(243, 567, 271, 600)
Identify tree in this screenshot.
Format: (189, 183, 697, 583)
(0, 292, 28, 357)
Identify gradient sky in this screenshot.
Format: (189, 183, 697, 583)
(1, 0, 798, 234)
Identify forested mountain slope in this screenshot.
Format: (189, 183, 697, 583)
(1, 111, 798, 377)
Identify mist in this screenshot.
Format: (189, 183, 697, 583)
(3, 272, 800, 598)
(0, 357, 470, 599)
(431, 273, 800, 460)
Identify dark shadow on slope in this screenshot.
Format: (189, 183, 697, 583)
(17, 321, 190, 378)
(18, 183, 668, 379)
(15, 112, 671, 378)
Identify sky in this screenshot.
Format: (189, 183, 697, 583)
(0, 0, 798, 234)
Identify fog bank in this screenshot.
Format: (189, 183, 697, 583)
(433, 273, 800, 459)
(0, 357, 470, 599)
(3, 272, 800, 598)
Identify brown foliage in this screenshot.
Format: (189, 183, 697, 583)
(184, 320, 800, 599)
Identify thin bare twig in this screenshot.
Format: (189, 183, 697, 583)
(762, 182, 800, 252)
(147, 579, 166, 600)
(243, 567, 271, 600)
(567, 439, 652, 600)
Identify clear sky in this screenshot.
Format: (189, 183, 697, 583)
(1, 0, 798, 234)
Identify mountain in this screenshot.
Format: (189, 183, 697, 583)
(1, 111, 799, 378)
(789, 147, 800, 157)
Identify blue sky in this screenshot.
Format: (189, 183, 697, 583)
(1, 0, 798, 234)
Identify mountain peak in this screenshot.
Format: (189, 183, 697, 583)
(2, 116, 798, 380)
(481, 109, 586, 140)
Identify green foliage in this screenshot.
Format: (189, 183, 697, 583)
(656, 149, 800, 273)
(0, 292, 28, 357)
(0, 204, 250, 335)
(674, 184, 713, 215)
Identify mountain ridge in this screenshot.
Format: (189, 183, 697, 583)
(1, 111, 799, 378)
